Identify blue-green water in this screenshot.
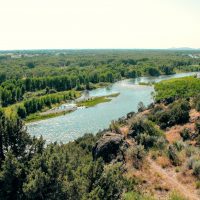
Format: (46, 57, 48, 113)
(27, 72, 197, 143)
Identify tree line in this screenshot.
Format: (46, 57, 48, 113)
(17, 91, 77, 118)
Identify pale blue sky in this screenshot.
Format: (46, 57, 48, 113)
(0, 0, 199, 50)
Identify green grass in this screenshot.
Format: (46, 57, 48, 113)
(77, 93, 120, 107)
(139, 82, 154, 86)
(123, 191, 155, 200)
(77, 96, 111, 107)
(168, 191, 187, 200)
(25, 110, 73, 123)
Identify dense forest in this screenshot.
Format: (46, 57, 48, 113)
(0, 50, 200, 121)
(0, 50, 200, 107)
(0, 50, 200, 199)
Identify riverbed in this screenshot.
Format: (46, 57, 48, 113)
(27, 72, 197, 143)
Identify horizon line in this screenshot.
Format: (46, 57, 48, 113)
(1, 47, 200, 52)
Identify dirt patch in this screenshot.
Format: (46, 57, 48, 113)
(190, 109, 200, 123)
(166, 126, 182, 143)
(147, 157, 199, 200)
(120, 126, 129, 136)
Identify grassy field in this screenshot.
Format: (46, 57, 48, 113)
(25, 110, 74, 123)
(77, 93, 120, 107)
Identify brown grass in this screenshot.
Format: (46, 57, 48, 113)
(156, 156, 171, 168)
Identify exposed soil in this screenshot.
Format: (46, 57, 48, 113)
(147, 157, 199, 200)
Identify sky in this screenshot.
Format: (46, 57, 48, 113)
(0, 0, 200, 50)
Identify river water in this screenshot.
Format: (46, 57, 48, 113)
(27, 72, 197, 143)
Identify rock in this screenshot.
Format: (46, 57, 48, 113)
(92, 132, 129, 163)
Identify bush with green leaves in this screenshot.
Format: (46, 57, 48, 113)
(180, 128, 190, 141)
(192, 161, 200, 179)
(173, 141, 185, 152)
(137, 101, 146, 112)
(149, 100, 190, 129)
(126, 145, 146, 169)
(129, 118, 163, 149)
(193, 94, 200, 112)
(168, 145, 181, 166)
(155, 136, 168, 150)
(195, 122, 200, 134)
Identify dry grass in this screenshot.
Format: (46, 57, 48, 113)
(120, 126, 129, 136)
(156, 156, 171, 168)
(166, 126, 182, 143)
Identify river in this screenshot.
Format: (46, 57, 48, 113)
(27, 72, 197, 143)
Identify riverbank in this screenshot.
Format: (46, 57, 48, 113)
(25, 93, 120, 123)
(25, 110, 74, 123)
(27, 71, 198, 143)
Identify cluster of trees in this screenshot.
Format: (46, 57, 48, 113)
(0, 80, 24, 106)
(0, 70, 118, 107)
(149, 100, 190, 129)
(0, 110, 131, 199)
(0, 50, 199, 108)
(154, 76, 200, 102)
(1, 49, 200, 80)
(128, 118, 164, 149)
(17, 91, 77, 118)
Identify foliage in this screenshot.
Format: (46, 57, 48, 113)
(137, 101, 146, 112)
(126, 145, 146, 169)
(129, 118, 163, 149)
(192, 161, 200, 179)
(149, 100, 190, 129)
(77, 96, 112, 107)
(154, 76, 200, 102)
(123, 191, 155, 200)
(168, 145, 181, 166)
(0, 50, 199, 108)
(169, 191, 187, 200)
(180, 128, 190, 141)
(0, 110, 131, 199)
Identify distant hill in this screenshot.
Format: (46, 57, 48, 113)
(169, 47, 200, 50)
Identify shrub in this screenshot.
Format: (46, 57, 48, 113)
(110, 121, 122, 134)
(155, 137, 167, 150)
(17, 105, 27, 118)
(195, 122, 200, 134)
(135, 133, 157, 149)
(169, 100, 190, 125)
(196, 181, 200, 189)
(130, 118, 163, 138)
(185, 145, 197, 157)
(137, 101, 146, 112)
(173, 141, 185, 152)
(180, 128, 190, 141)
(196, 101, 200, 112)
(192, 161, 200, 179)
(187, 156, 197, 169)
(153, 100, 190, 129)
(193, 95, 200, 112)
(168, 145, 181, 166)
(126, 145, 146, 169)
